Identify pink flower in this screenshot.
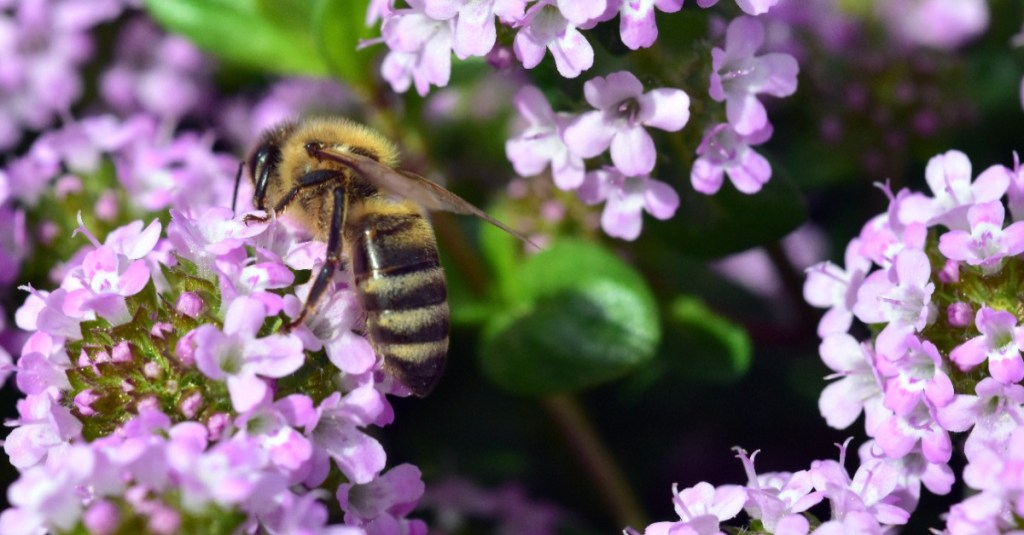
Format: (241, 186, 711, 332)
(577, 166, 679, 241)
(3, 391, 82, 469)
(564, 70, 690, 176)
(809, 442, 911, 527)
(935, 378, 1024, 462)
(897, 149, 1010, 230)
(876, 0, 989, 50)
(644, 481, 746, 534)
(613, 0, 684, 50)
(709, 16, 798, 136)
(691, 122, 773, 195)
(817, 334, 885, 431)
(513, 0, 594, 79)
(285, 280, 377, 376)
(878, 336, 954, 416)
(938, 200, 1024, 274)
(380, 0, 454, 95)
(852, 248, 935, 359)
(305, 388, 389, 485)
(192, 296, 305, 412)
(338, 463, 425, 525)
(735, 449, 823, 533)
(803, 238, 871, 336)
(949, 306, 1024, 384)
(505, 85, 585, 190)
(424, 0, 526, 58)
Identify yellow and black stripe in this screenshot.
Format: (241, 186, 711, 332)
(351, 209, 449, 396)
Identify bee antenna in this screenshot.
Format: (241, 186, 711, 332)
(232, 160, 244, 215)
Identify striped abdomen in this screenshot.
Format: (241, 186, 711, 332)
(351, 209, 449, 397)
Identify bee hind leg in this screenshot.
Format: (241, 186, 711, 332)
(287, 186, 346, 330)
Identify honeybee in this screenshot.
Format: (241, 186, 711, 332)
(241, 117, 530, 397)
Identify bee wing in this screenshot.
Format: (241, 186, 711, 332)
(313, 147, 539, 248)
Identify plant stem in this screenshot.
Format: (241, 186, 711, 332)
(542, 393, 647, 530)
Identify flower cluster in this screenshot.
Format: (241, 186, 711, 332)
(0, 0, 124, 150)
(690, 15, 798, 196)
(374, 0, 691, 95)
(638, 441, 911, 534)
(505, 73, 686, 240)
(0, 113, 427, 532)
(801, 149, 1024, 531)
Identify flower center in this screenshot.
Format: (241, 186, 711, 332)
(616, 98, 641, 126)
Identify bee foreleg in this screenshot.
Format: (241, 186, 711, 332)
(288, 186, 346, 329)
(231, 161, 244, 215)
(244, 169, 342, 226)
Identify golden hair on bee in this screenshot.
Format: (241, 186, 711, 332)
(240, 117, 533, 397)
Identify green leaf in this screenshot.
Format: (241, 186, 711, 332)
(144, 0, 329, 76)
(314, 0, 377, 87)
(660, 296, 752, 383)
(479, 240, 660, 395)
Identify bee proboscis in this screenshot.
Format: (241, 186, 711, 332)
(241, 117, 532, 397)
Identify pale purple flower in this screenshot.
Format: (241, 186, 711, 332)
(100, 17, 213, 122)
(3, 390, 82, 469)
(15, 286, 86, 340)
(64, 215, 160, 325)
(857, 440, 954, 514)
(564, 71, 690, 176)
(709, 16, 798, 136)
(817, 334, 885, 432)
(0, 444, 98, 534)
(612, 0, 685, 50)
(1007, 152, 1024, 221)
(366, 0, 393, 26)
(380, 0, 454, 95)
(577, 166, 679, 241)
(216, 259, 294, 316)
(878, 336, 953, 417)
(691, 122, 773, 195)
(935, 378, 1024, 462)
(166, 207, 269, 272)
(876, 0, 989, 50)
(644, 482, 746, 535)
(0, 0, 122, 149)
(809, 441, 911, 527)
(735, 449, 823, 534)
(233, 395, 315, 483)
(305, 387, 389, 485)
(513, 0, 594, 79)
(852, 248, 935, 358)
(285, 279, 377, 376)
(505, 85, 585, 190)
(874, 403, 952, 464)
(897, 149, 1011, 230)
(947, 427, 1024, 532)
(192, 296, 305, 412)
(697, 0, 780, 16)
(938, 200, 1024, 273)
(555, 0, 608, 25)
(338, 463, 425, 525)
(803, 238, 871, 336)
(13, 331, 70, 395)
(950, 306, 1024, 384)
(424, 0, 526, 58)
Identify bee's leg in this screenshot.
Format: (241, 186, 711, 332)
(289, 186, 346, 329)
(243, 169, 341, 225)
(231, 161, 244, 215)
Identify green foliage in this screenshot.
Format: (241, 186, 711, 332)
(659, 296, 752, 383)
(145, 0, 375, 82)
(653, 167, 807, 258)
(479, 240, 660, 395)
